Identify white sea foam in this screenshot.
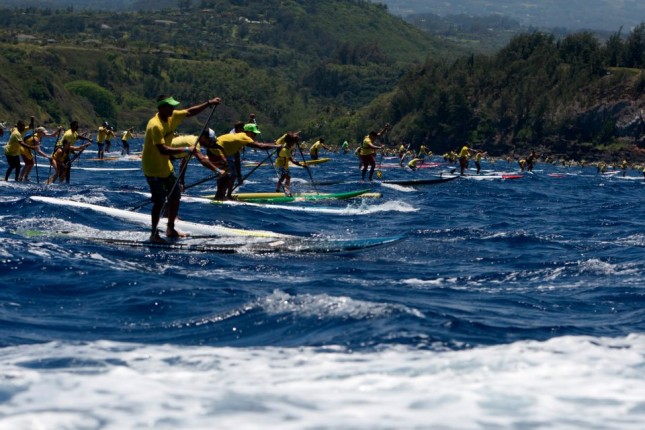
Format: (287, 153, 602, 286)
(578, 258, 640, 276)
(256, 290, 425, 319)
(380, 183, 418, 192)
(0, 335, 642, 429)
(184, 195, 418, 215)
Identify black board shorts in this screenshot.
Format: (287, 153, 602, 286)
(146, 174, 181, 205)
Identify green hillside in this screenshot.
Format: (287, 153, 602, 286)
(0, 0, 456, 139)
(0, 1, 644, 162)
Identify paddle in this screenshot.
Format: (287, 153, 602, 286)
(294, 138, 319, 194)
(231, 147, 279, 193)
(250, 114, 282, 184)
(129, 172, 219, 211)
(374, 124, 391, 179)
(133, 102, 219, 213)
(375, 149, 385, 179)
(47, 127, 64, 179)
(33, 142, 40, 184)
(66, 133, 92, 183)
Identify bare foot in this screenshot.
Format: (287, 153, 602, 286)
(166, 228, 189, 238)
(149, 231, 167, 243)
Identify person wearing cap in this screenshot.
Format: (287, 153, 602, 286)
(170, 129, 222, 190)
(417, 145, 432, 161)
(4, 120, 29, 181)
(105, 126, 116, 153)
(274, 132, 302, 195)
(121, 127, 134, 155)
(205, 123, 278, 200)
(309, 137, 331, 160)
(458, 144, 471, 176)
(59, 121, 92, 149)
(229, 121, 245, 135)
(474, 150, 487, 175)
(359, 124, 389, 181)
(97, 122, 109, 159)
(47, 137, 91, 184)
(141, 94, 221, 242)
(57, 120, 92, 182)
(18, 126, 60, 182)
(341, 140, 349, 154)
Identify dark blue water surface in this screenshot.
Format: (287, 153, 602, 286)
(1, 138, 644, 352)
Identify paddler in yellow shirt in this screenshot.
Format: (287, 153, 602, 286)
(121, 127, 134, 155)
(141, 94, 221, 243)
(359, 123, 389, 181)
(203, 123, 279, 200)
(48, 137, 91, 184)
(309, 137, 330, 160)
(458, 144, 471, 176)
(60, 120, 93, 148)
(105, 126, 116, 153)
(19, 126, 59, 182)
(170, 128, 222, 190)
(474, 150, 487, 175)
(4, 120, 30, 181)
(398, 143, 407, 166)
(275, 132, 302, 195)
(97, 122, 109, 159)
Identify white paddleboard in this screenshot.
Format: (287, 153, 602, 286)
(29, 195, 290, 238)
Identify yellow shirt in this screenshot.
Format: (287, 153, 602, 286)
(209, 132, 254, 157)
(97, 126, 107, 143)
(61, 129, 79, 147)
(458, 146, 470, 158)
(52, 147, 71, 164)
(407, 158, 422, 168)
(170, 135, 201, 159)
(4, 128, 23, 156)
(360, 135, 376, 156)
(106, 129, 116, 141)
(122, 130, 133, 141)
(275, 133, 288, 146)
(20, 135, 36, 159)
(310, 140, 322, 155)
(275, 146, 293, 169)
(141, 109, 188, 178)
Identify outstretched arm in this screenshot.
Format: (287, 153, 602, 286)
(186, 97, 221, 117)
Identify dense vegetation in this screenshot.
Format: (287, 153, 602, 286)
(356, 28, 645, 159)
(0, 1, 644, 161)
(0, 0, 452, 138)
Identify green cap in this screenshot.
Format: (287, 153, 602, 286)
(157, 96, 181, 108)
(243, 123, 261, 135)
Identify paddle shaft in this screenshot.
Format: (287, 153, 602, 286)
(129, 172, 219, 212)
(34, 144, 39, 184)
(231, 148, 279, 192)
(251, 117, 282, 184)
(47, 128, 63, 179)
(295, 141, 319, 194)
(134, 103, 219, 212)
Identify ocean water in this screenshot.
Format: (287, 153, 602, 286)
(1, 137, 644, 429)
